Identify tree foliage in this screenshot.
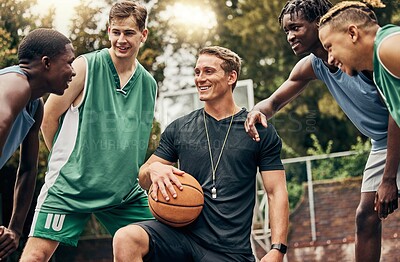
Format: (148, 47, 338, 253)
(69, 1, 109, 56)
(0, 28, 14, 68)
(0, 0, 37, 66)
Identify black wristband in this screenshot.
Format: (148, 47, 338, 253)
(271, 243, 287, 254)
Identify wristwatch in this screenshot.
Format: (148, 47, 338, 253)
(271, 243, 287, 254)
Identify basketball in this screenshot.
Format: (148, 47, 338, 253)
(148, 173, 204, 227)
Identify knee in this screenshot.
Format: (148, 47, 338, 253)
(20, 237, 58, 262)
(113, 225, 142, 247)
(113, 225, 149, 260)
(20, 250, 49, 262)
(355, 204, 381, 232)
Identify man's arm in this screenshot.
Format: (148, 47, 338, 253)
(373, 33, 400, 218)
(139, 154, 184, 201)
(379, 33, 400, 77)
(0, 75, 30, 156)
(245, 55, 317, 141)
(259, 170, 289, 262)
(0, 99, 43, 260)
(374, 114, 400, 219)
(41, 57, 86, 150)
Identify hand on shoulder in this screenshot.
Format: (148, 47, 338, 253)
(245, 110, 268, 142)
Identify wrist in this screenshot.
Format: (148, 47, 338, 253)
(382, 175, 397, 181)
(7, 226, 22, 237)
(271, 243, 287, 254)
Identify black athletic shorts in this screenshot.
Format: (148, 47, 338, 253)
(136, 220, 255, 262)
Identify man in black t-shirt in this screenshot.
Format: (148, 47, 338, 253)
(112, 46, 289, 262)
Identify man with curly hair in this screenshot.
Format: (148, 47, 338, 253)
(246, 1, 399, 261)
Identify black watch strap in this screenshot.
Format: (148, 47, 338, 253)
(271, 243, 287, 254)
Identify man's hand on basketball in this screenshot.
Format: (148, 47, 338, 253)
(0, 226, 19, 260)
(148, 162, 185, 201)
(244, 110, 268, 142)
(374, 180, 398, 219)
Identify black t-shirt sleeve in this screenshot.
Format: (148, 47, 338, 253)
(154, 120, 179, 163)
(258, 123, 284, 172)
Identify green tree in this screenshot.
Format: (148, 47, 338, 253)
(0, 0, 38, 66)
(69, 0, 109, 56)
(307, 135, 370, 181)
(374, 0, 400, 25)
(0, 28, 14, 68)
(284, 135, 370, 210)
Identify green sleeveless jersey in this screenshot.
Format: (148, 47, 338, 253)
(37, 48, 157, 212)
(373, 24, 400, 126)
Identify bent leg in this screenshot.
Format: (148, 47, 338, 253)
(96, 195, 153, 236)
(20, 237, 59, 262)
(355, 192, 381, 262)
(113, 224, 149, 262)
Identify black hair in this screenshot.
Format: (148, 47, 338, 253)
(278, 0, 333, 26)
(18, 28, 71, 62)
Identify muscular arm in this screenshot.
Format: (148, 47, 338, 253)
(379, 33, 400, 77)
(0, 75, 30, 156)
(41, 57, 86, 150)
(0, 99, 43, 260)
(374, 114, 400, 219)
(373, 34, 400, 218)
(255, 55, 317, 117)
(245, 55, 317, 140)
(260, 170, 289, 262)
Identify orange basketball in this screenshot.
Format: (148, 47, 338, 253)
(148, 173, 204, 227)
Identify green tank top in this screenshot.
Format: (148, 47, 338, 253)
(373, 24, 400, 126)
(42, 48, 157, 212)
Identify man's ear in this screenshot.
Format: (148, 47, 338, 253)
(348, 24, 359, 43)
(42, 56, 51, 69)
(107, 26, 111, 40)
(313, 18, 320, 30)
(141, 28, 149, 43)
(227, 70, 238, 86)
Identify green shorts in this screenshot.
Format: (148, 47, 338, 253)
(29, 196, 154, 246)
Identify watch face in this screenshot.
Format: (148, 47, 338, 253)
(271, 243, 287, 254)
